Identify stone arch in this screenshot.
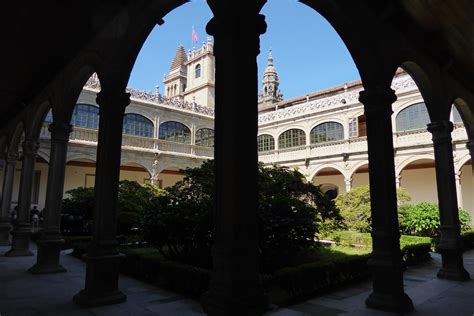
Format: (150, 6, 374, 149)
(36, 149, 50, 164)
(120, 159, 152, 177)
(309, 118, 346, 132)
(66, 154, 96, 164)
(397, 156, 437, 204)
(310, 165, 347, 195)
(396, 154, 435, 176)
(456, 154, 472, 174)
(349, 161, 370, 189)
(124, 108, 155, 125)
(310, 163, 348, 181)
(7, 121, 25, 155)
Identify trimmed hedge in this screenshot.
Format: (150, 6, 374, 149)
(68, 234, 432, 305)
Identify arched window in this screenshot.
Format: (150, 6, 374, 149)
(195, 64, 201, 79)
(278, 129, 306, 149)
(159, 121, 191, 144)
(71, 103, 99, 129)
(396, 102, 430, 132)
(310, 122, 344, 144)
(453, 107, 463, 124)
(123, 113, 154, 137)
(257, 134, 275, 152)
(195, 128, 214, 147)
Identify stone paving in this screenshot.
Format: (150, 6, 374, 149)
(1, 244, 474, 315)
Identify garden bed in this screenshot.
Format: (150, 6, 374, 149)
(68, 233, 432, 306)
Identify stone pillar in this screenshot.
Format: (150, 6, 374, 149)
(455, 171, 463, 209)
(201, 7, 268, 315)
(344, 177, 352, 193)
(466, 140, 474, 219)
(359, 87, 413, 313)
(5, 140, 39, 257)
(29, 122, 72, 274)
(427, 120, 469, 281)
(0, 153, 17, 246)
(73, 89, 130, 307)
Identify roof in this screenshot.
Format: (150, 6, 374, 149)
(170, 45, 187, 71)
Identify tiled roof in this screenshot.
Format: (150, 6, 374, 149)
(170, 45, 187, 71)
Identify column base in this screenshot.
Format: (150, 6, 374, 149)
(366, 291, 414, 313)
(29, 236, 67, 274)
(437, 250, 470, 281)
(73, 252, 126, 307)
(5, 227, 33, 257)
(73, 289, 126, 307)
(0, 219, 12, 246)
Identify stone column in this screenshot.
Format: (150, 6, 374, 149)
(201, 8, 268, 315)
(5, 140, 39, 257)
(427, 120, 469, 281)
(359, 87, 413, 313)
(0, 153, 17, 246)
(29, 122, 72, 274)
(73, 89, 130, 307)
(455, 171, 463, 209)
(344, 177, 352, 193)
(466, 140, 474, 219)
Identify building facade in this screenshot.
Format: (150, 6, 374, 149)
(9, 43, 472, 218)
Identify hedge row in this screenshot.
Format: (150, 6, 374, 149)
(69, 235, 432, 305)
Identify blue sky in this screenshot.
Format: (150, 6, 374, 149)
(128, 0, 360, 99)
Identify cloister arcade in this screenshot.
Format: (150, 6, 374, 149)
(1, 0, 474, 315)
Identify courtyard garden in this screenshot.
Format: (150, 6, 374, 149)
(61, 161, 473, 305)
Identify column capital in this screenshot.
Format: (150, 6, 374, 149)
(22, 140, 39, 156)
(344, 177, 352, 184)
(427, 120, 453, 144)
(96, 90, 130, 115)
(49, 122, 73, 142)
(359, 87, 397, 117)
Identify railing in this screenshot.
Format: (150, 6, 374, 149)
(39, 124, 214, 159)
(259, 125, 468, 164)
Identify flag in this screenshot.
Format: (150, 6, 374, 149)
(192, 27, 198, 44)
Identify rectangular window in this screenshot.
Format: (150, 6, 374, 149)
(85, 174, 96, 188)
(349, 118, 358, 138)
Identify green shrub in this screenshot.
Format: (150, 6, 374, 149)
(143, 160, 341, 271)
(61, 180, 164, 235)
(335, 185, 411, 232)
(399, 202, 471, 238)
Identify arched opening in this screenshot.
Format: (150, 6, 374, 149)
(310, 121, 344, 144)
(312, 167, 345, 195)
(159, 121, 192, 144)
(398, 158, 437, 204)
(278, 129, 306, 149)
(351, 163, 370, 188)
(458, 158, 473, 216)
(122, 113, 154, 138)
(156, 167, 185, 189)
(195, 128, 214, 147)
(257, 134, 275, 152)
(120, 162, 152, 184)
(395, 102, 430, 132)
(71, 103, 100, 129)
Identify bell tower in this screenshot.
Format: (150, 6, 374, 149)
(259, 50, 283, 107)
(164, 45, 187, 99)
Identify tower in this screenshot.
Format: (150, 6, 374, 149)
(183, 36, 215, 108)
(164, 45, 187, 99)
(259, 50, 283, 107)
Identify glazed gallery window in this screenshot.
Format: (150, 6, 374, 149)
(257, 134, 275, 152)
(278, 129, 306, 149)
(396, 102, 430, 132)
(195, 64, 201, 79)
(310, 122, 344, 144)
(195, 128, 215, 147)
(72, 104, 99, 129)
(123, 113, 154, 138)
(159, 121, 191, 144)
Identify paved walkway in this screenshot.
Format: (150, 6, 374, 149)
(0, 244, 473, 315)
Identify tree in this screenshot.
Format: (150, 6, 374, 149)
(142, 160, 341, 270)
(334, 185, 411, 232)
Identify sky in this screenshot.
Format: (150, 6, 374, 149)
(128, 0, 360, 99)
